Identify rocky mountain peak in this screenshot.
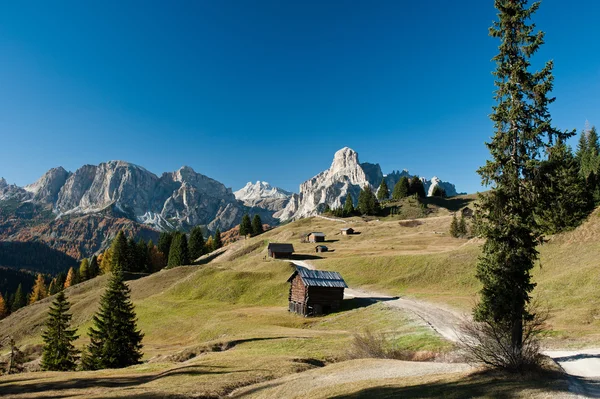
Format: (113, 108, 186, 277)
(330, 147, 360, 174)
(234, 181, 292, 201)
(24, 166, 71, 204)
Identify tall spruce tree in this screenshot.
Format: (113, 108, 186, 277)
(449, 213, 460, 238)
(82, 272, 143, 370)
(126, 237, 139, 272)
(474, 0, 573, 370)
(41, 291, 79, 371)
(167, 232, 190, 267)
(377, 180, 389, 201)
(252, 215, 264, 236)
(110, 231, 129, 273)
(136, 239, 150, 273)
(392, 176, 410, 200)
(158, 232, 173, 260)
(343, 193, 355, 216)
(357, 185, 378, 215)
(11, 284, 26, 312)
(239, 214, 252, 237)
(189, 227, 206, 260)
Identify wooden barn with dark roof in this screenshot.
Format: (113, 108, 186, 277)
(287, 265, 348, 316)
(267, 243, 294, 259)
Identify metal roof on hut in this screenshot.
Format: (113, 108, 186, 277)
(267, 243, 295, 252)
(287, 266, 348, 288)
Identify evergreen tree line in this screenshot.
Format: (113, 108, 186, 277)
(40, 271, 143, 371)
(239, 214, 264, 237)
(391, 176, 427, 200)
(449, 213, 468, 238)
(326, 185, 381, 217)
(158, 226, 223, 268)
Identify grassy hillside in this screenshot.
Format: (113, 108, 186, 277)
(3, 196, 598, 397)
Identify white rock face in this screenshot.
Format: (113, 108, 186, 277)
(278, 147, 460, 221)
(0, 178, 31, 201)
(22, 161, 245, 233)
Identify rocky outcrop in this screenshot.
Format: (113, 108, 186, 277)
(278, 147, 460, 221)
(24, 167, 71, 204)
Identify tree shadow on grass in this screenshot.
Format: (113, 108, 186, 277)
(327, 370, 570, 399)
(340, 297, 400, 312)
(289, 254, 324, 261)
(0, 365, 256, 397)
(424, 197, 473, 212)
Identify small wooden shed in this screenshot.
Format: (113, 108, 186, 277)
(307, 232, 326, 243)
(267, 243, 294, 259)
(287, 265, 347, 316)
(315, 245, 328, 253)
(340, 227, 354, 235)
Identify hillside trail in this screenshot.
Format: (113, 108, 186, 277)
(292, 260, 599, 397)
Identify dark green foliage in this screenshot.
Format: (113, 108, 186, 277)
(432, 186, 446, 198)
(357, 185, 379, 215)
(239, 214, 252, 237)
(110, 231, 129, 273)
(88, 256, 100, 279)
(535, 142, 592, 234)
(213, 229, 223, 250)
(79, 259, 89, 282)
(126, 237, 139, 272)
(343, 193, 355, 215)
(449, 214, 460, 238)
(54, 272, 67, 292)
(136, 239, 150, 273)
(167, 232, 190, 267)
(252, 215, 264, 236)
(82, 272, 143, 370)
(41, 291, 79, 371)
(157, 232, 173, 260)
(188, 227, 206, 261)
(0, 268, 35, 299)
(409, 177, 426, 198)
(11, 283, 26, 312)
(575, 125, 600, 205)
(392, 177, 410, 200)
(0, 241, 77, 275)
(376, 179, 389, 201)
(474, 0, 573, 370)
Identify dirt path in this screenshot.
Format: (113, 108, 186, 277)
(292, 260, 599, 397)
(292, 260, 465, 343)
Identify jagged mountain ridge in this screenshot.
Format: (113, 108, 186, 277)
(234, 181, 292, 213)
(277, 147, 459, 220)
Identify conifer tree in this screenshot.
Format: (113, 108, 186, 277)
(535, 142, 592, 234)
(0, 292, 8, 319)
(474, 0, 573, 370)
(213, 229, 223, 250)
(82, 272, 143, 370)
(239, 214, 252, 237)
(357, 185, 378, 215)
(432, 185, 446, 198)
(54, 272, 67, 291)
(252, 215, 264, 236)
(392, 176, 410, 200)
(48, 280, 56, 296)
(376, 179, 389, 201)
(343, 193, 355, 216)
(449, 213, 460, 238)
(110, 231, 129, 273)
(88, 255, 100, 279)
(136, 239, 150, 273)
(41, 291, 79, 371)
(64, 267, 76, 289)
(79, 258, 90, 282)
(29, 274, 47, 304)
(126, 237, 139, 272)
(11, 284, 26, 312)
(167, 232, 190, 267)
(409, 177, 426, 198)
(189, 227, 206, 261)
(158, 232, 173, 260)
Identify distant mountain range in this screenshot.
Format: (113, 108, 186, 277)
(0, 148, 461, 258)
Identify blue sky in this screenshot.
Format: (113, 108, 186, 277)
(1, 1, 599, 194)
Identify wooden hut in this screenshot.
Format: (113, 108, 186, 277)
(461, 207, 474, 218)
(307, 232, 326, 243)
(340, 227, 354, 235)
(315, 245, 328, 253)
(267, 243, 294, 259)
(287, 265, 347, 316)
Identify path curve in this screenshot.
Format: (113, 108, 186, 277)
(293, 260, 600, 397)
